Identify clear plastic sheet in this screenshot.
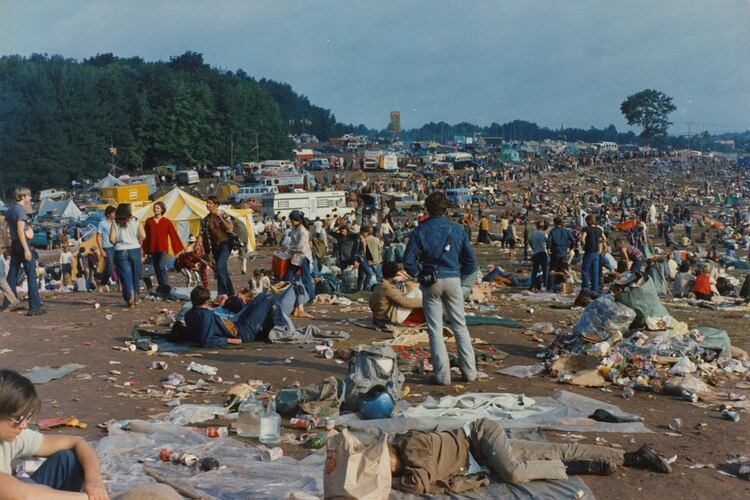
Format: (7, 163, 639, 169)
(98, 422, 323, 498)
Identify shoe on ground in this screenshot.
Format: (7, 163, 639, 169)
(428, 375, 451, 386)
(565, 459, 616, 476)
(624, 444, 671, 473)
(27, 308, 46, 316)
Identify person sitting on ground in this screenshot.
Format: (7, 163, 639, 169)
(369, 262, 423, 328)
(181, 286, 293, 347)
(249, 269, 271, 295)
(0, 369, 109, 499)
(389, 418, 670, 495)
(672, 261, 695, 298)
(691, 267, 715, 301)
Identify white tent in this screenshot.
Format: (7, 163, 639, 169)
(36, 199, 83, 220)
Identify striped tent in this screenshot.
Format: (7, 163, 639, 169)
(133, 187, 256, 253)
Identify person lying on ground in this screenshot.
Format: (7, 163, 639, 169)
(389, 418, 670, 495)
(178, 286, 293, 347)
(369, 261, 423, 328)
(0, 369, 109, 499)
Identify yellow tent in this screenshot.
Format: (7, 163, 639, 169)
(133, 187, 256, 253)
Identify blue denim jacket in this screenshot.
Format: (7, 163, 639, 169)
(547, 227, 576, 256)
(403, 217, 476, 279)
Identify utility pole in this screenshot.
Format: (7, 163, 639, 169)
(686, 121, 693, 152)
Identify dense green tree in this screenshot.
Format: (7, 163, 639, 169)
(620, 89, 676, 140)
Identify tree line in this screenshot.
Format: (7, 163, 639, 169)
(0, 51, 362, 193)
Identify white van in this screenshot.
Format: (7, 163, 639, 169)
(38, 188, 68, 200)
(261, 191, 353, 220)
(176, 170, 199, 185)
(228, 184, 278, 203)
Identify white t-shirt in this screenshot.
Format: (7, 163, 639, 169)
(1, 429, 43, 474)
(113, 217, 141, 251)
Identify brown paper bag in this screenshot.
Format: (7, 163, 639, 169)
(324, 428, 391, 499)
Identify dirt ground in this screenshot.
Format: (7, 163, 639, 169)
(3, 160, 750, 499)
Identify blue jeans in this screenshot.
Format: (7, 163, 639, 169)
(6, 241, 43, 311)
(530, 252, 549, 291)
(581, 251, 601, 292)
(235, 292, 293, 342)
(631, 258, 644, 273)
(285, 256, 315, 303)
(422, 277, 477, 385)
(356, 256, 373, 291)
(211, 242, 234, 296)
(371, 263, 383, 283)
(29, 450, 84, 492)
(102, 247, 116, 285)
(151, 251, 169, 288)
(114, 248, 142, 303)
(277, 282, 310, 316)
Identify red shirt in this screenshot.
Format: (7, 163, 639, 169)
(142, 217, 184, 255)
(692, 273, 711, 295)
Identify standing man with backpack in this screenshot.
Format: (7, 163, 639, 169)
(403, 191, 477, 386)
(3, 188, 45, 315)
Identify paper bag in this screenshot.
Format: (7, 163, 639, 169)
(324, 428, 391, 499)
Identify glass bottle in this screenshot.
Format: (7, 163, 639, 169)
(259, 396, 281, 444)
(236, 391, 263, 438)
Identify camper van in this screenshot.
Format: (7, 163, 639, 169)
(176, 170, 200, 185)
(228, 184, 278, 203)
(261, 191, 353, 220)
(446, 188, 472, 207)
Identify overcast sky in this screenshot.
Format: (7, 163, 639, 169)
(2, 0, 749, 133)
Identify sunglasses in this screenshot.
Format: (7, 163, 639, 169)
(8, 413, 34, 427)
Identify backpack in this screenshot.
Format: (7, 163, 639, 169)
(315, 273, 341, 296)
(342, 344, 404, 411)
(228, 216, 249, 252)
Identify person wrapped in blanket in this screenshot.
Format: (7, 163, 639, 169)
(369, 262, 424, 328)
(389, 418, 671, 495)
(175, 284, 303, 347)
(173, 235, 209, 288)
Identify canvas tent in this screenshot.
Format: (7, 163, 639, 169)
(88, 174, 126, 191)
(133, 187, 256, 253)
(36, 199, 83, 220)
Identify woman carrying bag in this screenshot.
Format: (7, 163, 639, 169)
(109, 203, 145, 307)
(285, 210, 316, 309)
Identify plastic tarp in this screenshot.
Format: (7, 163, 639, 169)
(97, 422, 322, 498)
(571, 294, 636, 342)
(337, 391, 650, 435)
(694, 326, 732, 359)
(615, 277, 669, 327)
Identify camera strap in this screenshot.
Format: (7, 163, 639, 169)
(417, 224, 453, 267)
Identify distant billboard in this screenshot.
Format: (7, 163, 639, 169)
(390, 111, 400, 134)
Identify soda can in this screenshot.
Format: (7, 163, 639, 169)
(721, 410, 741, 422)
(205, 426, 228, 438)
(260, 447, 283, 462)
(622, 387, 635, 399)
(181, 454, 198, 467)
(123, 380, 136, 387)
(668, 418, 682, 431)
(159, 448, 172, 462)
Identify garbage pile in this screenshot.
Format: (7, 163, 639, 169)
(540, 274, 749, 408)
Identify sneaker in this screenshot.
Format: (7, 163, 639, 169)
(27, 308, 46, 316)
(565, 459, 616, 476)
(624, 445, 671, 473)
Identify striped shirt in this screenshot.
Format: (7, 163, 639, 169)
(624, 244, 644, 261)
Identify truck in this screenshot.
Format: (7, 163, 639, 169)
(363, 150, 398, 172)
(176, 170, 200, 185)
(261, 191, 353, 220)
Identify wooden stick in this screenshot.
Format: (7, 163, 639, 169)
(142, 466, 210, 500)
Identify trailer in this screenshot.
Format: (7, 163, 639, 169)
(261, 191, 353, 220)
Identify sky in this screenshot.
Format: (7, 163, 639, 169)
(2, 0, 749, 134)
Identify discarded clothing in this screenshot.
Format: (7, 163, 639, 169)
(268, 324, 350, 344)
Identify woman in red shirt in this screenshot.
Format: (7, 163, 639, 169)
(142, 201, 184, 289)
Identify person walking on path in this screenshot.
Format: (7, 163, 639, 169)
(142, 201, 184, 289)
(200, 196, 235, 296)
(529, 220, 549, 292)
(403, 191, 478, 386)
(284, 210, 315, 307)
(109, 203, 145, 307)
(3, 187, 45, 315)
(96, 206, 117, 290)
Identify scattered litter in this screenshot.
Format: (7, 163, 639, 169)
(23, 364, 85, 384)
(186, 362, 218, 376)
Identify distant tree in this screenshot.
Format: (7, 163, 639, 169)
(620, 89, 676, 140)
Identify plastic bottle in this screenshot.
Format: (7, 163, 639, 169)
(237, 392, 264, 438)
(259, 396, 281, 444)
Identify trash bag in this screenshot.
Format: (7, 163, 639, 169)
(740, 274, 750, 300)
(615, 276, 668, 328)
(571, 294, 636, 342)
(646, 264, 668, 296)
(342, 345, 404, 411)
(694, 326, 732, 359)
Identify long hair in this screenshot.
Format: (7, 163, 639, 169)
(0, 369, 41, 420)
(115, 203, 133, 228)
(153, 201, 167, 217)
